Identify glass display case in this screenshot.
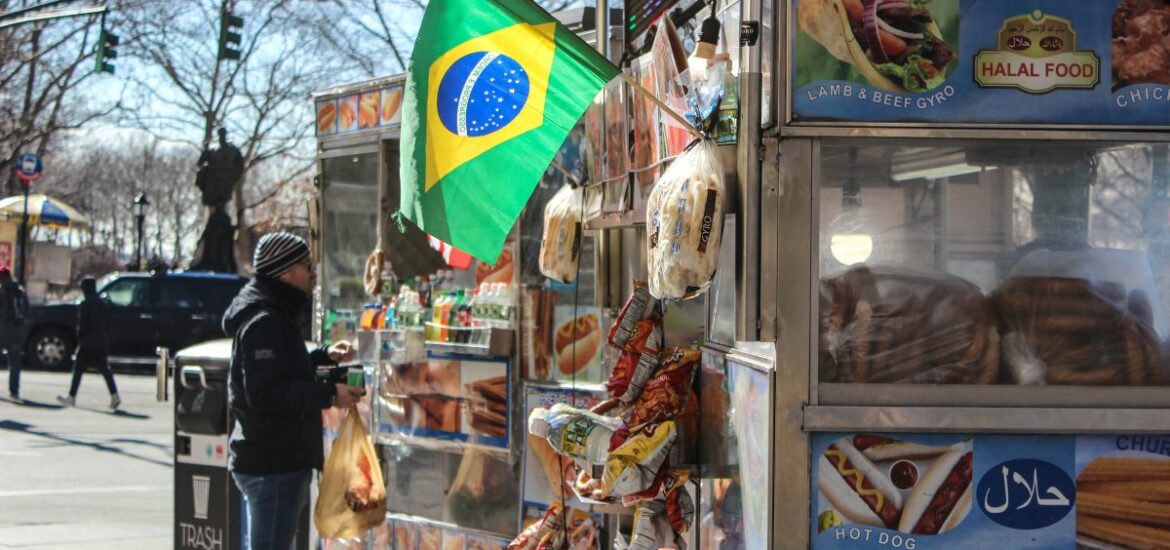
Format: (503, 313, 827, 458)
(816, 140, 1170, 391)
(320, 151, 380, 344)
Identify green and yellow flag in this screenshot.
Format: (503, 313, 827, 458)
(398, 0, 619, 262)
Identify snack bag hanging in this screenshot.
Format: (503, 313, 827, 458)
(315, 407, 388, 538)
(539, 184, 584, 283)
(646, 139, 725, 300)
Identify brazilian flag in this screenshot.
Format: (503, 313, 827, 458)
(398, 0, 619, 262)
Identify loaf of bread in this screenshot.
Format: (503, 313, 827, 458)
(991, 277, 1162, 385)
(646, 139, 725, 300)
(820, 266, 999, 384)
(539, 185, 583, 283)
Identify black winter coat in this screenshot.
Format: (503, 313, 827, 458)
(222, 277, 335, 475)
(0, 279, 27, 329)
(76, 294, 109, 357)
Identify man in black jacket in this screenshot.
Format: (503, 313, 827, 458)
(1, 266, 29, 400)
(222, 232, 364, 550)
(57, 278, 120, 409)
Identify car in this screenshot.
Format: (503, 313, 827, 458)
(24, 271, 247, 370)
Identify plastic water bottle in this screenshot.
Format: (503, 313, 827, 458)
(713, 53, 738, 144)
(528, 404, 621, 465)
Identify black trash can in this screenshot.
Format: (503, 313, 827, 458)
(168, 342, 245, 550)
(162, 341, 312, 550)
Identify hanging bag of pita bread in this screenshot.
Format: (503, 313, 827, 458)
(539, 184, 584, 283)
(646, 139, 725, 300)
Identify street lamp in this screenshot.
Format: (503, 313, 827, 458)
(133, 193, 150, 271)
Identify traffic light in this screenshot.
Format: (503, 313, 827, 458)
(95, 29, 118, 74)
(218, 11, 243, 61)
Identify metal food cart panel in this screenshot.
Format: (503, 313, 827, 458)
(781, 0, 1170, 136)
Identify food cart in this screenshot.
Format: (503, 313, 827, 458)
(320, 0, 1170, 548)
(773, 0, 1170, 548)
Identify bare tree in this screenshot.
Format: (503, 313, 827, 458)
(115, 0, 385, 268)
(0, 5, 123, 197)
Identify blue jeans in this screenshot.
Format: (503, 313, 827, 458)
(231, 470, 310, 550)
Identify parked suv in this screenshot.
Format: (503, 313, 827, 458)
(25, 271, 247, 369)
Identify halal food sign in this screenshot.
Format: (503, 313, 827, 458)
(974, 11, 1100, 94)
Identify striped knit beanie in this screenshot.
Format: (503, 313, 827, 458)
(253, 232, 310, 278)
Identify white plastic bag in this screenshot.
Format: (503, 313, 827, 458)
(539, 184, 583, 283)
(646, 139, 725, 300)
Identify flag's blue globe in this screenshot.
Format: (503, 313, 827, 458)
(437, 51, 530, 137)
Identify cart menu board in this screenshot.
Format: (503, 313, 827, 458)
(316, 84, 404, 136)
(372, 352, 510, 450)
(791, 0, 1170, 126)
(810, 433, 1170, 549)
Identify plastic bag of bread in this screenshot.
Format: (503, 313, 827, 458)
(315, 408, 387, 538)
(646, 139, 725, 300)
(539, 184, 583, 283)
(990, 249, 1164, 385)
(819, 265, 999, 384)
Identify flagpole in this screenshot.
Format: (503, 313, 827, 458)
(618, 72, 703, 140)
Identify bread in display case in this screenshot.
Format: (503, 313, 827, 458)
(817, 141, 1170, 387)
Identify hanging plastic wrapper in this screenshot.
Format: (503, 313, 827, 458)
(646, 139, 725, 300)
(990, 249, 1165, 385)
(315, 408, 388, 539)
(540, 184, 584, 283)
(819, 265, 999, 384)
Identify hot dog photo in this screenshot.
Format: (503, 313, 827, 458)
(552, 309, 602, 381)
(316, 100, 337, 134)
(796, 0, 959, 93)
(816, 434, 973, 538)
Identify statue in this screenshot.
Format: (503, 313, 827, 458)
(195, 128, 245, 208)
(190, 208, 238, 273)
(192, 127, 244, 273)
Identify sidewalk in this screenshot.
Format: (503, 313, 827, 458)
(0, 369, 172, 549)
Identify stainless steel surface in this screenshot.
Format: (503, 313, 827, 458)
(805, 406, 1170, 433)
(179, 366, 209, 391)
(758, 138, 780, 341)
(316, 138, 383, 154)
(780, 124, 1170, 143)
(726, 348, 775, 373)
(593, 228, 625, 309)
(819, 383, 1170, 408)
(593, 229, 610, 308)
(780, 0, 794, 128)
(737, 0, 764, 340)
(772, 137, 815, 550)
(156, 347, 169, 402)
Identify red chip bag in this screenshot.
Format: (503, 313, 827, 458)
(622, 347, 700, 430)
(605, 319, 663, 402)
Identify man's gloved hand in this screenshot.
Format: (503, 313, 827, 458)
(333, 384, 366, 408)
(327, 341, 355, 363)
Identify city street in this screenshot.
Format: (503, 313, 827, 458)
(0, 369, 172, 549)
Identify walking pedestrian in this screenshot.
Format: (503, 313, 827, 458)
(57, 278, 120, 409)
(1, 266, 29, 400)
(222, 232, 364, 550)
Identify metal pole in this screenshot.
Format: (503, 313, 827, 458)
(18, 184, 29, 283)
(136, 212, 144, 271)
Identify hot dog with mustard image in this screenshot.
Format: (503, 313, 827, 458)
(798, 0, 957, 92)
(818, 436, 903, 529)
